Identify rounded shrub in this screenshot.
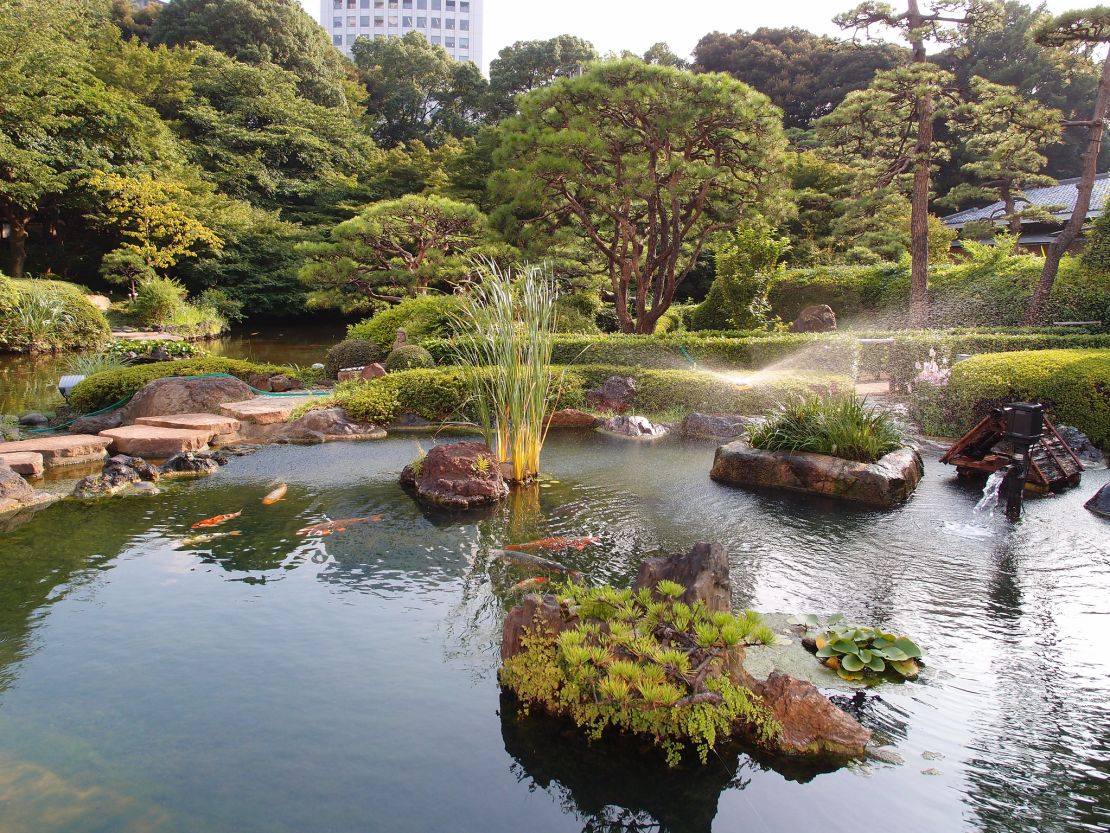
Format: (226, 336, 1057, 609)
(131, 276, 187, 326)
(324, 339, 383, 378)
(346, 295, 462, 352)
(0, 279, 110, 352)
(384, 344, 435, 371)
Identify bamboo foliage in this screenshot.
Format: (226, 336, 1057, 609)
(452, 259, 559, 483)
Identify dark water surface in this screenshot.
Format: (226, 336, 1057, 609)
(0, 434, 1107, 833)
(0, 321, 345, 414)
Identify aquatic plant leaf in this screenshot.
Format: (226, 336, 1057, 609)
(840, 653, 865, 672)
(892, 637, 923, 659)
(829, 639, 860, 656)
(827, 614, 845, 624)
(837, 667, 864, 682)
(815, 645, 837, 658)
(890, 659, 920, 678)
(877, 646, 909, 662)
(866, 655, 886, 672)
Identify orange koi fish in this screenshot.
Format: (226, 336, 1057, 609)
(262, 484, 288, 505)
(296, 516, 381, 537)
(512, 576, 549, 592)
(504, 536, 599, 554)
(191, 510, 242, 529)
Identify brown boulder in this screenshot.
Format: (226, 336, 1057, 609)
(360, 363, 387, 381)
(99, 425, 212, 457)
(545, 408, 599, 429)
(790, 304, 837, 334)
(70, 410, 123, 435)
(585, 375, 636, 413)
(401, 440, 508, 510)
(270, 374, 303, 392)
(748, 672, 871, 758)
(501, 593, 579, 662)
(73, 454, 161, 499)
(247, 373, 273, 392)
(0, 462, 56, 518)
(0, 452, 44, 478)
(632, 542, 732, 614)
(121, 376, 253, 421)
(275, 407, 386, 444)
(710, 442, 924, 508)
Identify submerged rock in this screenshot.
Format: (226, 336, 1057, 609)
(73, 454, 160, 498)
(711, 442, 924, 508)
(598, 415, 667, 439)
(160, 451, 225, 478)
(401, 440, 508, 510)
(681, 413, 751, 439)
(1084, 483, 1110, 519)
(0, 462, 56, 518)
(585, 375, 636, 414)
(632, 542, 732, 614)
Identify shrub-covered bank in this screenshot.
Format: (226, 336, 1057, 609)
(0, 278, 111, 353)
(317, 365, 853, 425)
(918, 349, 1110, 448)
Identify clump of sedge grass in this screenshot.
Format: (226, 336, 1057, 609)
(746, 392, 903, 463)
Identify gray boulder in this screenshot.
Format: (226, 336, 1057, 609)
(585, 375, 636, 413)
(789, 304, 837, 334)
(0, 462, 57, 518)
(1084, 483, 1110, 519)
(121, 376, 252, 421)
(18, 412, 49, 427)
(598, 415, 666, 439)
(73, 454, 160, 499)
(632, 542, 732, 613)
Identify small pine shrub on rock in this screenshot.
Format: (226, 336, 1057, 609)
(325, 339, 383, 378)
(384, 344, 435, 371)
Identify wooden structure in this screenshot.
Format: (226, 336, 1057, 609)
(940, 411, 1083, 493)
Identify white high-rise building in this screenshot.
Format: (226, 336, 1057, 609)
(323, 0, 482, 68)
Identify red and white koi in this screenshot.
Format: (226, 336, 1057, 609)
(191, 511, 242, 529)
(262, 484, 288, 505)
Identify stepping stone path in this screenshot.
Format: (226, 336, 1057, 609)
(0, 452, 45, 477)
(0, 435, 111, 468)
(135, 414, 241, 437)
(220, 395, 320, 425)
(99, 425, 213, 458)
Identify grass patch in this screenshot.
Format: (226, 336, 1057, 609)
(747, 392, 904, 463)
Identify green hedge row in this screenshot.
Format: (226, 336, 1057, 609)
(322, 364, 854, 425)
(68, 357, 304, 413)
(422, 333, 861, 376)
(933, 349, 1110, 448)
(765, 254, 1109, 327)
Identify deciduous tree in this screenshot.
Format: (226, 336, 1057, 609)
(493, 60, 787, 334)
(487, 35, 598, 119)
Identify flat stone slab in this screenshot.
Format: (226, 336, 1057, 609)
(710, 442, 924, 508)
(0, 452, 44, 477)
(0, 435, 111, 467)
(111, 331, 184, 341)
(220, 395, 320, 425)
(99, 425, 212, 457)
(135, 413, 241, 435)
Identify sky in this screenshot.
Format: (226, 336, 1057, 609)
(300, 0, 1085, 74)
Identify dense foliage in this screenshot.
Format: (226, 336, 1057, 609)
(0, 279, 111, 352)
(500, 581, 781, 766)
(746, 393, 904, 463)
(324, 339, 384, 379)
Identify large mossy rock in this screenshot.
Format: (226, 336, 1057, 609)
(632, 542, 731, 613)
(710, 442, 923, 507)
(401, 440, 508, 510)
(121, 376, 253, 421)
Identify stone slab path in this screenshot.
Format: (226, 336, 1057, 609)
(0, 452, 45, 477)
(135, 413, 241, 436)
(0, 435, 111, 467)
(220, 396, 319, 425)
(99, 425, 212, 457)
(111, 331, 184, 342)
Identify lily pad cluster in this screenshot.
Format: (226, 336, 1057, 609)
(796, 614, 923, 682)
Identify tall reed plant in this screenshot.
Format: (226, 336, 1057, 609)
(452, 260, 559, 483)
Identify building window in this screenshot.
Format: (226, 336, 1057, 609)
(375, 0, 383, 6)
(459, 37, 468, 48)
(333, 34, 343, 44)
(417, 0, 427, 7)
(460, 1, 468, 10)
(374, 14, 384, 25)
(360, 15, 370, 25)
(459, 18, 468, 29)
(388, 14, 398, 24)
(346, 33, 357, 43)
(333, 15, 342, 26)
(388, 0, 397, 6)
(445, 36, 454, 47)
(348, 15, 357, 26)
(431, 35, 440, 44)
(416, 15, 426, 26)
(430, 16, 439, 27)
(431, 0, 440, 8)
(347, 0, 356, 7)
(446, 0, 454, 8)
(402, 0, 412, 7)
(402, 15, 412, 26)
(447, 18, 455, 29)
(361, 0, 370, 6)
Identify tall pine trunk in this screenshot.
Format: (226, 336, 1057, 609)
(1026, 50, 1110, 324)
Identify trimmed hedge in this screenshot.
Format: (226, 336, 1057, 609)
(325, 339, 383, 378)
(0, 279, 111, 352)
(346, 295, 462, 352)
(937, 349, 1110, 448)
(422, 333, 861, 377)
(68, 357, 303, 413)
(384, 344, 435, 371)
(319, 365, 853, 425)
(764, 255, 1109, 328)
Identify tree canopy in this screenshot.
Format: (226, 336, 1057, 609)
(487, 35, 599, 118)
(494, 60, 788, 333)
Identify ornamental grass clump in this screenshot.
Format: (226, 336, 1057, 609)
(746, 392, 903, 463)
(500, 580, 781, 766)
(452, 260, 560, 483)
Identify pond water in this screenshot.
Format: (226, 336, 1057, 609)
(0, 321, 346, 415)
(1, 434, 1108, 833)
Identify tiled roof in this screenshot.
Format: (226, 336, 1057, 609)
(941, 173, 1110, 227)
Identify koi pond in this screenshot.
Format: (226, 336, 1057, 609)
(0, 433, 1107, 833)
